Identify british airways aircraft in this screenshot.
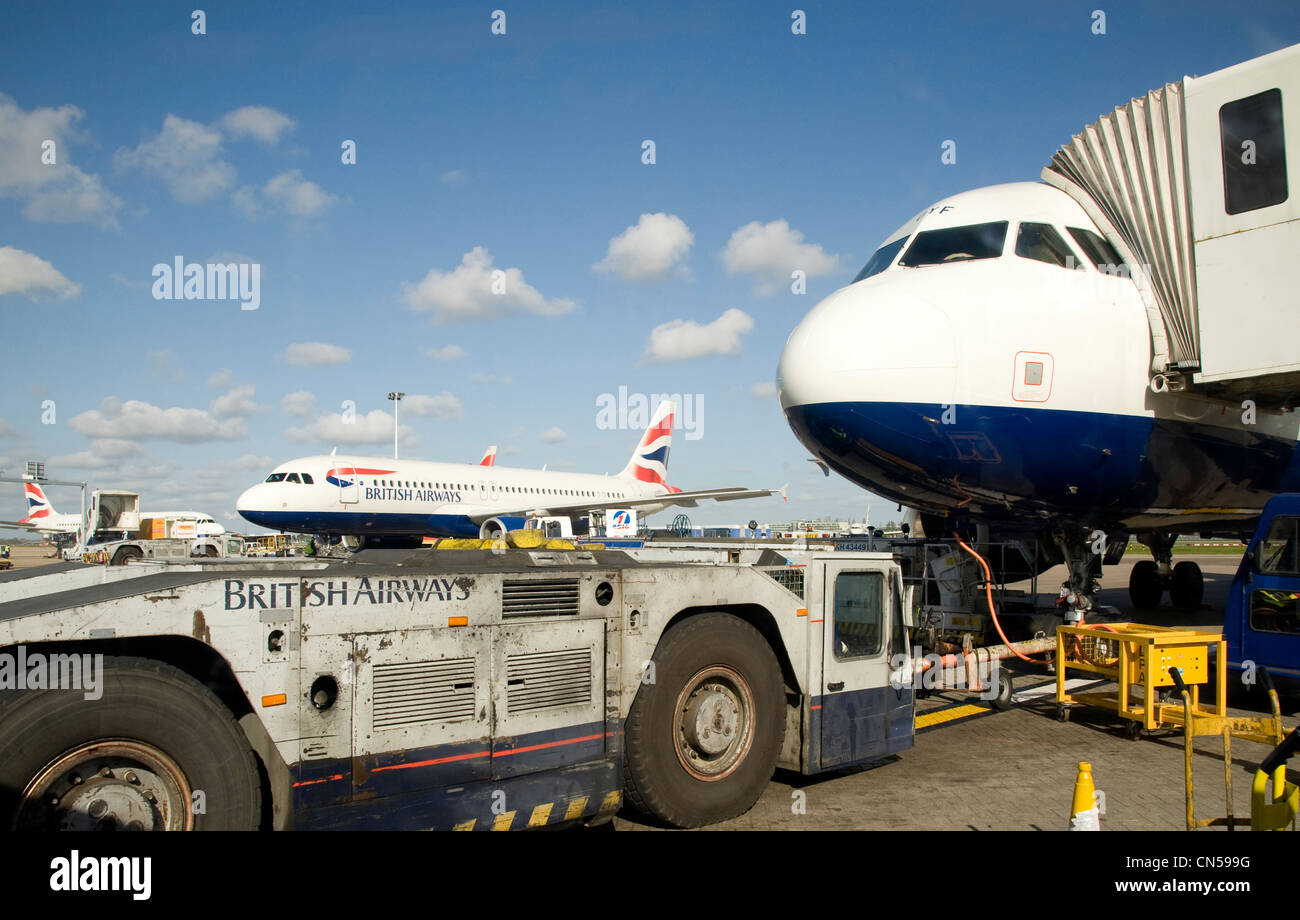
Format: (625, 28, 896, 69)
(237, 401, 777, 547)
(778, 183, 1297, 615)
(0, 482, 81, 538)
(779, 46, 1300, 618)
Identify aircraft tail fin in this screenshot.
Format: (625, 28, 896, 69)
(21, 481, 55, 523)
(479, 446, 497, 467)
(617, 400, 677, 490)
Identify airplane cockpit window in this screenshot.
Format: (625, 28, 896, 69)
(1066, 227, 1124, 272)
(899, 221, 1007, 267)
(265, 473, 287, 483)
(301, 473, 314, 484)
(851, 237, 908, 283)
(286, 473, 301, 483)
(1014, 222, 1077, 269)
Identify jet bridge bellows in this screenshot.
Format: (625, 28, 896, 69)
(1044, 43, 1300, 404)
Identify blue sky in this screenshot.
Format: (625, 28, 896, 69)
(1, 1, 1296, 535)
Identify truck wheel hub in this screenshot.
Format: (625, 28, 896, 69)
(674, 666, 755, 780)
(16, 740, 194, 831)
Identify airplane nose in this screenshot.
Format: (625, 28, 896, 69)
(777, 282, 957, 412)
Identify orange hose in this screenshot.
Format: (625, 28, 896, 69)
(955, 537, 1049, 665)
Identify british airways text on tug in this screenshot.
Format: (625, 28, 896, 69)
(779, 44, 1300, 621)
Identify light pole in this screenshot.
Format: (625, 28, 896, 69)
(387, 392, 404, 459)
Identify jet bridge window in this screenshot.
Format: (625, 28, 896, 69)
(851, 237, 908, 282)
(1066, 227, 1124, 272)
(899, 221, 1007, 267)
(832, 570, 884, 660)
(1014, 222, 1077, 269)
(1220, 88, 1288, 215)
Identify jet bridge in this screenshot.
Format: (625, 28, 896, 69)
(1043, 43, 1299, 405)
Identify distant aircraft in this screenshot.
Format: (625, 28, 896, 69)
(479, 446, 497, 467)
(237, 401, 779, 545)
(0, 482, 81, 539)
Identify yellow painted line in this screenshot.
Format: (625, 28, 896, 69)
(914, 703, 989, 730)
(527, 803, 554, 827)
(564, 796, 589, 821)
(492, 810, 516, 831)
(453, 819, 476, 831)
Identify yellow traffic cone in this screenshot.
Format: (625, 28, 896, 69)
(1069, 761, 1100, 831)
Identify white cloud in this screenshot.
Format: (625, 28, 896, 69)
(440, 169, 469, 185)
(402, 392, 462, 419)
(210, 384, 262, 418)
(207, 368, 233, 388)
(284, 342, 351, 366)
(402, 246, 576, 323)
(751, 381, 777, 398)
(593, 212, 693, 282)
(68, 396, 247, 443)
(148, 348, 184, 383)
(0, 246, 81, 299)
(469, 372, 512, 385)
(644, 308, 754, 362)
(219, 106, 294, 145)
(0, 419, 15, 438)
(722, 219, 842, 295)
(541, 427, 568, 443)
(0, 93, 122, 227)
(425, 344, 466, 361)
(114, 114, 235, 203)
(237, 169, 337, 219)
(280, 390, 316, 419)
(287, 409, 413, 447)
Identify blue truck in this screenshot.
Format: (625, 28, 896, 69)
(1225, 494, 1300, 686)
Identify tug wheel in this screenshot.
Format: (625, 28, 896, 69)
(623, 613, 784, 828)
(0, 657, 262, 830)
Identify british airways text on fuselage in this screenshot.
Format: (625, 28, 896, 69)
(365, 487, 463, 503)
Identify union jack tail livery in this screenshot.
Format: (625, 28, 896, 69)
(479, 446, 497, 467)
(618, 400, 678, 491)
(22, 482, 54, 523)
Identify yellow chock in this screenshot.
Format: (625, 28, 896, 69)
(1069, 761, 1100, 831)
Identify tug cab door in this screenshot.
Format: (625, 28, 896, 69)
(818, 560, 913, 769)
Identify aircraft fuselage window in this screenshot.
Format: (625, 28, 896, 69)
(1066, 227, 1125, 272)
(899, 221, 1008, 267)
(1014, 222, 1078, 269)
(852, 236, 909, 283)
(265, 473, 286, 483)
(1220, 88, 1288, 215)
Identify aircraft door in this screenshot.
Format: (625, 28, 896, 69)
(337, 460, 359, 504)
(818, 560, 913, 769)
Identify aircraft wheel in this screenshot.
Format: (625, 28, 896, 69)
(1128, 559, 1163, 610)
(341, 534, 366, 552)
(1169, 561, 1203, 609)
(623, 613, 784, 828)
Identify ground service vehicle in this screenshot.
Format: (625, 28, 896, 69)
(0, 546, 913, 830)
(1226, 494, 1300, 684)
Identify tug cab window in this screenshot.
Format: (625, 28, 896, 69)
(899, 221, 1007, 267)
(1258, 515, 1300, 576)
(832, 571, 884, 660)
(1014, 222, 1077, 268)
(852, 237, 908, 282)
(1220, 88, 1288, 215)
(1067, 227, 1124, 271)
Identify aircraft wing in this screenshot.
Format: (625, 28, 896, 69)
(467, 486, 783, 524)
(0, 520, 37, 531)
